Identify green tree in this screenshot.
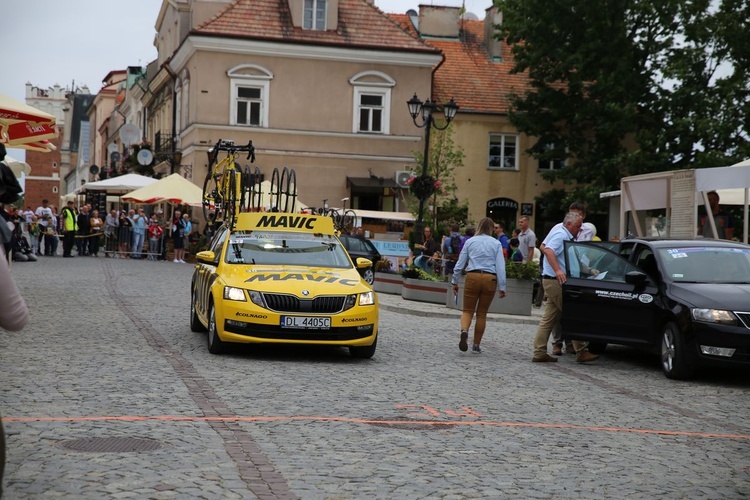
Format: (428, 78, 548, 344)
(497, 0, 750, 210)
(408, 126, 467, 228)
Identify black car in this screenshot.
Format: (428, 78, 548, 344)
(338, 234, 380, 285)
(560, 238, 750, 379)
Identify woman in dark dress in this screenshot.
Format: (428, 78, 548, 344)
(117, 211, 132, 258)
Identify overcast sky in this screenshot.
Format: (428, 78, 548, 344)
(3, 0, 492, 160)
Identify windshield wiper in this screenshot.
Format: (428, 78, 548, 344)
(230, 241, 245, 264)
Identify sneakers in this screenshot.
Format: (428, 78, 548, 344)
(576, 351, 600, 363)
(173, 259, 180, 263)
(532, 353, 558, 363)
(459, 331, 468, 352)
(552, 345, 563, 356)
(471, 344, 481, 354)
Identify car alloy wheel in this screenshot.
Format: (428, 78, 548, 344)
(207, 303, 226, 354)
(362, 266, 374, 285)
(190, 287, 206, 332)
(660, 322, 693, 380)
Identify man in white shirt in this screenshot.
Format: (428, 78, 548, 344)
(35, 199, 53, 255)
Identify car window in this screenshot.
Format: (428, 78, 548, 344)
(565, 242, 644, 283)
(346, 237, 366, 253)
(224, 230, 352, 268)
(208, 227, 228, 255)
(658, 246, 750, 283)
(633, 248, 659, 279)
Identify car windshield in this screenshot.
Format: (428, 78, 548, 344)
(224, 230, 353, 268)
(658, 246, 750, 283)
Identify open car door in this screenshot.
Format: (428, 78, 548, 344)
(561, 241, 660, 348)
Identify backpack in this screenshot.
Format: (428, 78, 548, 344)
(449, 235, 460, 258)
(0, 162, 22, 204)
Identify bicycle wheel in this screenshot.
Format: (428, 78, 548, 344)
(340, 210, 356, 234)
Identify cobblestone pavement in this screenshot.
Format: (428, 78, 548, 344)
(2, 257, 749, 499)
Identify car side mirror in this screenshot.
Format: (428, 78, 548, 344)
(625, 270, 649, 287)
(356, 257, 372, 269)
(196, 250, 216, 264)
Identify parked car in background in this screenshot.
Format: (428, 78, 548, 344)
(561, 238, 750, 379)
(338, 234, 381, 285)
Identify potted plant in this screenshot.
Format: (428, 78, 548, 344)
(402, 267, 451, 304)
(447, 261, 539, 316)
(372, 257, 403, 295)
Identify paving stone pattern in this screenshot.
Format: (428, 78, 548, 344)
(1, 257, 749, 498)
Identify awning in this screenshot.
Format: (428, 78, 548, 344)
(346, 177, 399, 189)
(351, 209, 414, 222)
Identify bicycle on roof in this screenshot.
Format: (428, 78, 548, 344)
(202, 138, 300, 229)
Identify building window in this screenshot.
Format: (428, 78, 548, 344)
(53, 162, 57, 169)
(488, 134, 518, 170)
(303, 0, 326, 30)
(52, 186, 59, 193)
(228, 65, 273, 128)
(174, 85, 182, 135)
(357, 92, 386, 133)
(349, 71, 395, 135)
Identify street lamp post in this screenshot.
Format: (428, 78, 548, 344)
(406, 93, 459, 239)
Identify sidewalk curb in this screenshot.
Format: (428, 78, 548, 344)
(378, 303, 540, 326)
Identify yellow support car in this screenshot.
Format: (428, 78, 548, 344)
(190, 212, 378, 358)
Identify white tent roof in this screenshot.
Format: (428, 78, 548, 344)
(77, 173, 158, 193)
(617, 159, 750, 242)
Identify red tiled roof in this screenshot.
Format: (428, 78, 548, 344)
(390, 14, 533, 115)
(194, 0, 438, 54)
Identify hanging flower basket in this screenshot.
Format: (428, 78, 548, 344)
(408, 175, 436, 201)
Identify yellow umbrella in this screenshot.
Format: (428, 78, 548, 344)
(121, 173, 203, 207)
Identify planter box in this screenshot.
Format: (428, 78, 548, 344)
(446, 275, 534, 316)
(373, 272, 403, 295)
(402, 277, 451, 304)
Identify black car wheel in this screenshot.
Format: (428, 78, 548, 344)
(349, 336, 377, 359)
(190, 287, 206, 332)
(660, 322, 693, 380)
(362, 266, 374, 285)
(207, 302, 227, 354)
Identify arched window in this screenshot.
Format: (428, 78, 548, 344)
(349, 71, 395, 135)
(228, 64, 273, 128)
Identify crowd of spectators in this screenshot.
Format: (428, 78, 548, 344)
(1, 202, 198, 263)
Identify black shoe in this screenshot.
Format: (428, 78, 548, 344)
(63, 255, 74, 258)
(459, 330, 469, 352)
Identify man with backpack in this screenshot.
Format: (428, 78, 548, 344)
(442, 223, 462, 275)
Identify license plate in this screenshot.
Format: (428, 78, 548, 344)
(280, 316, 331, 330)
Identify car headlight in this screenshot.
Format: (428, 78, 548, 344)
(223, 286, 247, 301)
(359, 291, 374, 306)
(248, 290, 264, 308)
(343, 294, 357, 311)
(691, 308, 737, 325)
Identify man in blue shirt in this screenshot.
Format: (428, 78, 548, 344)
(493, 222, 510, 258)
(532, 212, 599, 363)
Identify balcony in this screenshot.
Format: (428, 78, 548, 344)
(153, 131, 174, 155)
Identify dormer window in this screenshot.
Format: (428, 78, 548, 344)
(303, 0, 326, 30)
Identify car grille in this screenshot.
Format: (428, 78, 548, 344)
(262, 293, 347, 313)
(735, 312, 750, 329)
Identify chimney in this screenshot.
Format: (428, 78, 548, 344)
(418, 5, 460, 38)
(485, 6, 503, 60)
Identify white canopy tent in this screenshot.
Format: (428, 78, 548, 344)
(76, 174, 158, 194)
(619, 159, 750, 243)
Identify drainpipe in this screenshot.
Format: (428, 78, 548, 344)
(161, 58, 178, 174)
